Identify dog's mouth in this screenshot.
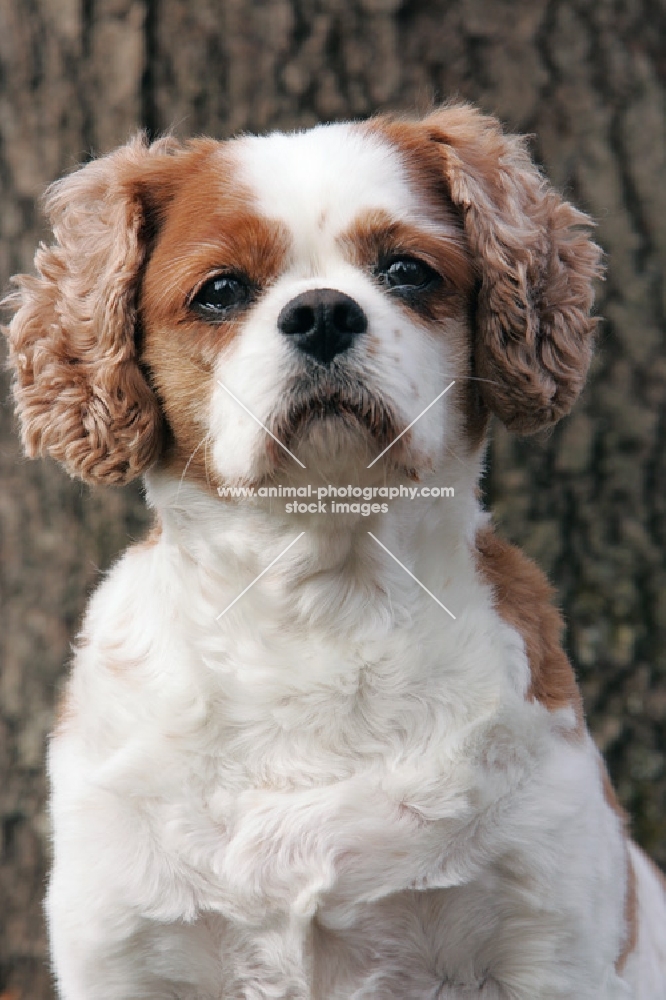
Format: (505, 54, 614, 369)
(268, 371, 401, 466)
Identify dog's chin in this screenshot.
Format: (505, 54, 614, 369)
(268, 379, 401, 474)
(291, 412, 377, 471)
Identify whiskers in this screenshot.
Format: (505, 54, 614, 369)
(175, 431, 212, 503)
(399, 362, 501, 387)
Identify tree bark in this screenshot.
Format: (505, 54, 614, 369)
(1, 1, 665, 995)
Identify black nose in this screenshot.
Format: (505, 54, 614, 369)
(277, 288, 367, 364)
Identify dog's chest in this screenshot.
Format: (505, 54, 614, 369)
(136, 636, 529, 996)
(157, 889, 510, 999)
(57, 558, 618, 999)
(128, 703, 614, 1000)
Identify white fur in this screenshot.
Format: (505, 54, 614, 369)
(45, 123, 665, 998)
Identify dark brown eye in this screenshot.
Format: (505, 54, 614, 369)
(190, 274, 252, 318)
(378, 257, 439, 291)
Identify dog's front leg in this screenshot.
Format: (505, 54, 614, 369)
(216, 765, 486, 921)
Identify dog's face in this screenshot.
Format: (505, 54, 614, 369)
(142, 123, 473, 487)
(4, 105, 602, 488)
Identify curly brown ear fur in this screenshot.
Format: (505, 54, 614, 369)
(2, 135, 180, 484)
(425, 104, 603, 433)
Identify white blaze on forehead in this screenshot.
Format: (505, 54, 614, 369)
(231, 123, 419, 255)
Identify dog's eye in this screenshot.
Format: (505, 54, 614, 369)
(378, 257, 439, 291)
(190, 274, 252, 317)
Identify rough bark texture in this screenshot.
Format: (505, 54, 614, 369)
(1, 1, 665, 996)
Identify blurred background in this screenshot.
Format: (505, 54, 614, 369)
(1, 0, 665, 996)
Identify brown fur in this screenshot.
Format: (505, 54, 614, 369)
(477, 528, 642, 969)
(367, 115, 490, 449)
(477, 521, 644, 969)
(2, 135, 290, 488)
(617, 847, 639, 972)
(140, 147, 290, 486)
(375, 104, 603, 435)
(2, 136, 178, 484)
(475, 526, 584, 727)
(339, 208, 473, 301)
(52, 680, 75, 739)
(339, 205, 477, 451)
(596, 765, 641, 972)
(133, 516, 163, 551)
(595, 765, 638, 972)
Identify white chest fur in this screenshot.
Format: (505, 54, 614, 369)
(46, 488, 630, 999)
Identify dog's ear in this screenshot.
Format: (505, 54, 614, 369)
(2, 134, 181, 484)
(424, 104, 603, 433)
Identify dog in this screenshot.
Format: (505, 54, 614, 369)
(4, 102, 666, 999)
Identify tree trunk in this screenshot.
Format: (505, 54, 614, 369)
(1, 1, 665, 995)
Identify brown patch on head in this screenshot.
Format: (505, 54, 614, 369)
(140, 144, 290, 486)
(2, 134, 290, 490)
(475, 526, 584, 730)
(369, 104, 602, 442)
(362, 119, 488, 451)
(339, 208, 472, 302)
(338, 204, 484, 451)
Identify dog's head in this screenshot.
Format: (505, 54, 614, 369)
(4, 104, 602, 489)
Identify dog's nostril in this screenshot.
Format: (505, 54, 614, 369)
(332, 301, 367, 335)
(281, 304, 317, 337)
(278, 288, 367, 364)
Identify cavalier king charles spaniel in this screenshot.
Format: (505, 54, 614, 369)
(5, 103, 666, 999)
